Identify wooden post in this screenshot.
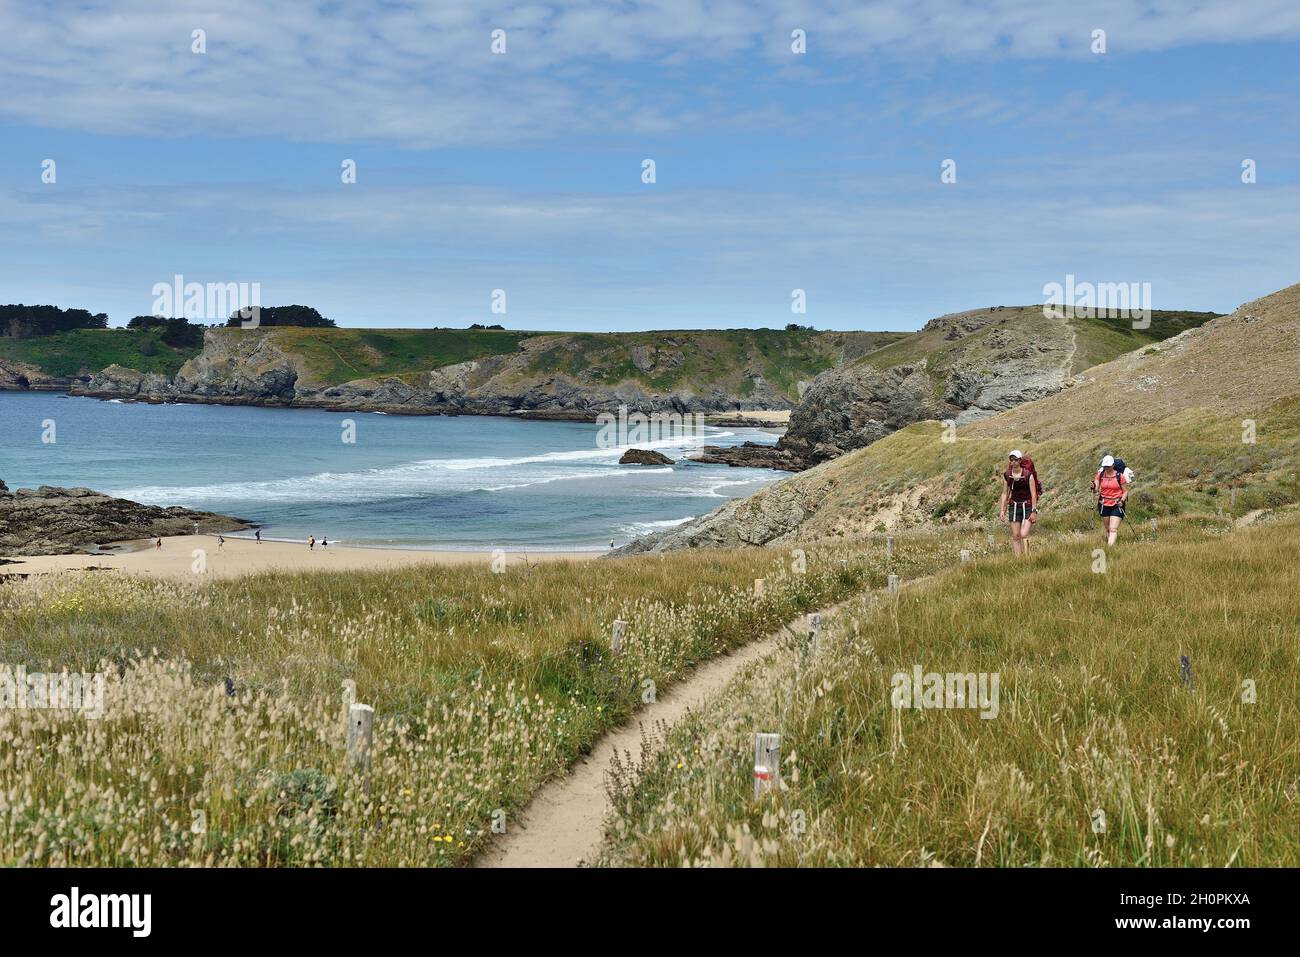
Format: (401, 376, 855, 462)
(753, 732, 781, 800)
(346, 703, 374, 774)
(340, 679, 356, 737)
(806, 612, 823, 635)
(887, 574, 899, 594)
(1150, 517, 1158, 531)
(987, 532, 995, 546)
(960, 549, 970, 563)
(754, 578, 765, 598)
(611, 619, 628, 653)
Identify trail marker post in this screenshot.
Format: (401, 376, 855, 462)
(347, 703, 375, 775)
(611, 619, 628, 653)
(754, 578, 765, 598)
(960, 549, 970, 563)
(887, 574, 899, 594)
(340, 679, 356, 737)
(806, 612, 823, 655)
(753, 733, 781, 800)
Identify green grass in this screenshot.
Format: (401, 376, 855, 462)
(0, 329, 201, 378)
(516, 329, 856, 401)
(1069, 310, 1219, 374)
(258, 327, 539, 385)
(597, 513, 1300, 867)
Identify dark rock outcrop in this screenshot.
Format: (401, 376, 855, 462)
(0, 482, 250, 556)
(689, 442, 801, 471)
(776, 306, 1077, 469)
(618, 449, 675, 465)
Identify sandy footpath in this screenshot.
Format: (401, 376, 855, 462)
(5, 535, 597, 580)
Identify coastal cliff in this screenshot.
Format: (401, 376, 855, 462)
(69, 327, 902, 418)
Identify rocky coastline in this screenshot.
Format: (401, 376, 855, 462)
(0, 479, 250, 557)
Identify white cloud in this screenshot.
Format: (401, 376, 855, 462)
(2, 1, 1299, 146)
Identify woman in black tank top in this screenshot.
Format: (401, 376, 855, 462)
(999, 452, 1039, 556)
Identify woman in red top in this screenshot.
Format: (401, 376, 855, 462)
(1095, 454, 1129, 546)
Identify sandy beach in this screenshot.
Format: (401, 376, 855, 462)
(704, 410, 791, 425)
(4, 535, 598, 580)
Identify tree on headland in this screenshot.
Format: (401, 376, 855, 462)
(0, 304, 109, 338)
(225, 305, 336, 328)
(127, 315, 205, 348)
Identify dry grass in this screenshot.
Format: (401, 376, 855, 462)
(596, 514, 1300, 867)
(0, 546, 880, 866)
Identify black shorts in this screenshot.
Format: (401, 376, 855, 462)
(1099, 502, 1125, 519)
(1007, 501, 1033, 523)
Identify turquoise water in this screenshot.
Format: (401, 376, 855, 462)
(0, 392, 783, 550)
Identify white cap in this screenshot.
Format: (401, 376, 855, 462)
(1100, 455, 1115, 467)
(1009, 449, 1023, 459)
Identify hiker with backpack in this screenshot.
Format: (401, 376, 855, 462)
(999, 449, 1040, 556)
(1093, 454, 1130, 546)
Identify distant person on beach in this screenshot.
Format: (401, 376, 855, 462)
(218, 534, 225, 549)
(609, 538, 615, 549)
(321, 536, 328, 549)
(255, 528, 261, 544)
(1094, 454, 1129, 546)
(155, 537, 162, 550)
(308, 535, 315, 550)
(999, 450, 1038, 556)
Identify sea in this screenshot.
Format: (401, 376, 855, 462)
(0, 391, 783, 550)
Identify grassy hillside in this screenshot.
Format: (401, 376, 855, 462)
(0, 328, 201, 378)
(1, 545, 876, 867)
(851, 307, 1217, 381)
(515, 329, 903, 399)
(597, 512, 1300, 867)
(266, 327, 539, 385)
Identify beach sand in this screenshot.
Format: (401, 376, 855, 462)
(5, 535, 598, 581)
(704, 410, 791, 425)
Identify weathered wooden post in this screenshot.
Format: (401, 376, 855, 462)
(346, 703, 374, 774)
(806, 612, 823, 655)
(887, 574, 899, 594)
(960, 549, 971, 563)
(611, 619, 628, 653)
(1150, 517, 1158, 531)
(753, 732, 781, 800)
(754, 578, 765, 598)
(340, 679, 356, 737)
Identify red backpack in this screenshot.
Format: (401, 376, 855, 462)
(1004, 456, 1044, 496)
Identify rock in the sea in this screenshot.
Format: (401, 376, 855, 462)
(0, 481, 250, 556)
(690, 442, 801, 471)
(618, 448, 675, 465)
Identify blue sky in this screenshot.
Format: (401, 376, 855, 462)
(2, 1, 1298, 331)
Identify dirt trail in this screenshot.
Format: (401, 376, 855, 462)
(475, 601, 851, 868)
